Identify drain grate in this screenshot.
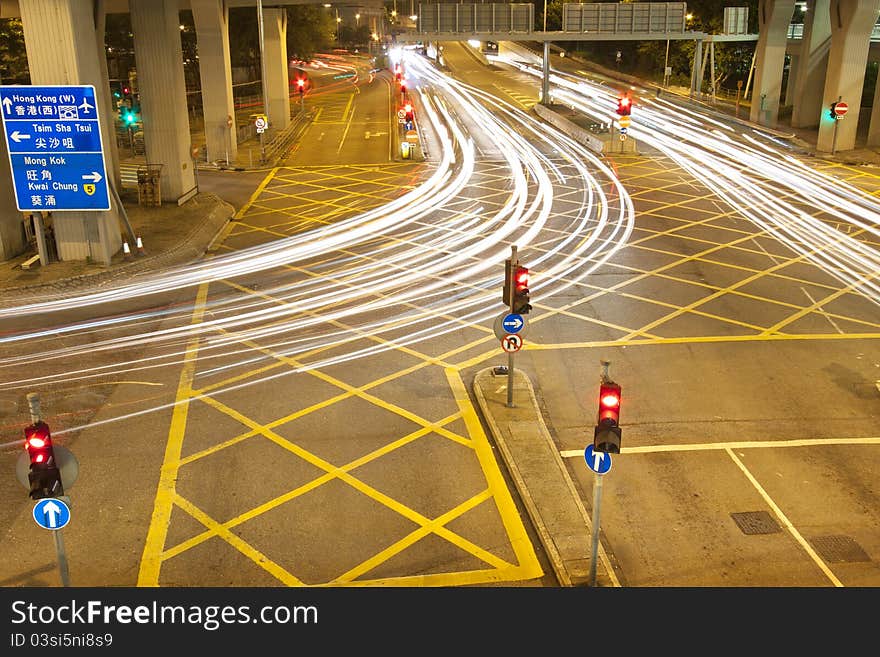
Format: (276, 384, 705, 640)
(730, 511, 781, 535)
(809, 535, 871, 563)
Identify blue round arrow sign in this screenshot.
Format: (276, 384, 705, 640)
(583, 445, 612, 475)
(502, 313, 524, 334)
(32, 498, 71, 531)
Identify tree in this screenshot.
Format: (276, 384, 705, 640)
(286, 5, 335, 61)
(0, 18, 29, 84)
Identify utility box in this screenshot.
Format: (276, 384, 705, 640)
(137, 164, 163, 207)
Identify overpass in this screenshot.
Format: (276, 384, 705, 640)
(0, 1, 878, 266)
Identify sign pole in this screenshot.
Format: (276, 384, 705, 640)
(53, 528, 71, 587)
(27, 392, 71, 587)
(507, 245, 517, 408)
(831, 95, 842, 156)
(588, 471, 603, 587)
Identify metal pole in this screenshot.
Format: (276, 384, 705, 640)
(588, 472, 603, 587)
(27, 391, 41, 423)
(507, 244, 517, 408)
(709, 41, 716, 104)
(27, 392, 71, 586)
(663, 39, 669, 87)
(541, 41, 550, 106)
(831, 96, 842, 155)
(744, 48, 756, 101)
(543, 0, 547, 32)
(54, 529, 71, 587)
(257, 0, 267, 120)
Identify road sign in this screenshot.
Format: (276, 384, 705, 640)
(493, 311, 529, 340)
(501, 333, 523, 353)
(619, 133, 628, 141)
(618, 115, 631, 129)
(397, 109, 406, 119)
(833, 101, 848, 118)
(32, 497, 71, 531)
(502, 313, 525, 333)
(405, 130, 419, 143)
(0, 85, 110, 211)
(584, 444, 612, 475)
(254, 115, 267, 129)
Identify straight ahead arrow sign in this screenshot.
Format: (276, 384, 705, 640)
(1, 97, 11, 114)
(43, 500, 61, 528)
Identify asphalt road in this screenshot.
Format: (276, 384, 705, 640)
(0, 46, 877, 589)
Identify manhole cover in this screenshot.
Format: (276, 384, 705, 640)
(809, 535, 871, 563)
(730, 511, 781, 535)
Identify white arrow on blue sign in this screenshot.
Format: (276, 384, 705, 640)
(583, 445, 612, 475)
(32, 497, 71, 531)
(502, 313, 524, 333)
(0, 84, 110, 212)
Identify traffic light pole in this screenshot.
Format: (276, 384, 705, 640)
(507, 245, 517, 408)
(27, 392, 70, 587)
(589, 470, 603, 587)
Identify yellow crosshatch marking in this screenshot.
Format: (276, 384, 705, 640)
(140, 145, 880, 587)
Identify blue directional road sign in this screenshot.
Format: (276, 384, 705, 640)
(502, 313, 524, 334)
(32, 497, 71, 531)
(0, 84, 110, 211)
(583, 445, 612, 475)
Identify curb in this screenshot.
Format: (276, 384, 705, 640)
(472, 366, 618, 587)
(0, 193, 234, 297)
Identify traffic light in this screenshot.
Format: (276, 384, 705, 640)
(593, 381, 622, 453)
(297, 78, 306, 94)
(828, 102, 838, 120)
(24, 421, 64, 499)
(400, 77, 407, 96)
(404, 103, 414, 122)
(512, 265, 531, 314)
(616, 95, 632, 116)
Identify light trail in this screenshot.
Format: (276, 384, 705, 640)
(505, 58, 880, 310)
(0, 51, 634, 436)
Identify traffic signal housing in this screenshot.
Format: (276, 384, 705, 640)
(512, 265, 531, 314)
(24, 421, 64, 499)
(404, 103, 414, 122)
(616, 95, 632, 116)
(297, 78, 306, 94)
(828, 101, 838, 120)
(593, 380, 622, 453)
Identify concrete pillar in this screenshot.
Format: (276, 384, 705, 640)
(790, 0, 832, 127)
(95, 1, 121, 192)
(18, 0, 122, 264)
(750, 0, 797, 126)
(868, 63, 880, 146)
(816, 0, 880, 152)
(130, 0, 196, 201)
(262, 8, 290, 131)
(0, 71, 26, 262)
(191, 0, 237, 165)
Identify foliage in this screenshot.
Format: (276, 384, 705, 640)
(0, 18, 29, 84)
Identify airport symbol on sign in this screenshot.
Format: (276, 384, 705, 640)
(0, 84, 110, 211)
(501, 333, 523, 352)
(584, 445, 612, 475)
(32, 497, 71, 531)
(502, 313, 524, 333)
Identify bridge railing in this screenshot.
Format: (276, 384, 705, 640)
(787, 22, 880, 40)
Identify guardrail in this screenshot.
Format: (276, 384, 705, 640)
(787, 22, 880, 40)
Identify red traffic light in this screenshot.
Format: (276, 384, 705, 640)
(514, 266, 529, 292)
(597, 381, 621, 426)
(24, 421, 53, 464)
(616, 96, 632, 116)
